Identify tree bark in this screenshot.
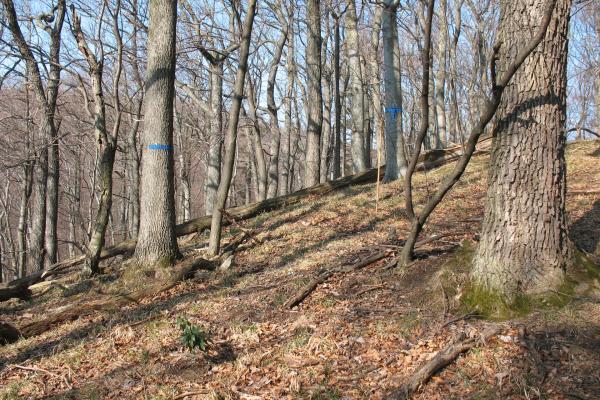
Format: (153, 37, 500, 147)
(332, 13, 342, 179)
(434, 0, 449, 147)
(382, 0, 408, 182)
(304, 0, 323, 187)
(472, 0, 572, 300)
(205, 62, 224, 214)
(346, 0, 367, 173)
(208, 0, 258, 256)
(134, 0, 181, 265)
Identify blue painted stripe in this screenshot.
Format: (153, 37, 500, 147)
(147, 144, 174, 151)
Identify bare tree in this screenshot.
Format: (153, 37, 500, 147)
(71, 1, 124, 275)
(1, 0, 66, 271)
(134, 0, 180, 266)
(208, 0, 258, 256)
(304, 0, 323, 187)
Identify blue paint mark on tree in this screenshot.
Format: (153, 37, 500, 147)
(147, 144, 174, 151)
(384, 107, 403, 121)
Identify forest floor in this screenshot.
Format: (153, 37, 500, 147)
(1, 141, 600, 400)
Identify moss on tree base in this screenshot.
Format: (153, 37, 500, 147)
(439, 241, 600, 321)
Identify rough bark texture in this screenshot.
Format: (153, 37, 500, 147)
(472, 0, 572, 299)
(134, 0, 180, 265)
(304, 0, 323, 187)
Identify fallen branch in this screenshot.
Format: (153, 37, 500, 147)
(284, 231, 470, 310)
(392, 325, 502, 399)
(10, 254, 214, 340)
(1, 145, 483, 303)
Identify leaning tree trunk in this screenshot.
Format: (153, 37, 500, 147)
(134, 0, 180, 265)
(208, 0, 257, 256)
(346, 0, 367, 173)
(382, 0, 408, 182)
(472, 0, 572, 300)
(304, 0, 323, 187)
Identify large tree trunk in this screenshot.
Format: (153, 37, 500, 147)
(304, 0, 323, 187)
(382, 1, 408, 182)
(208, 0, 258, 256)
(346, 0, 367, 173)
(134, 0, 180, 265)
(472, 0, 572, 300)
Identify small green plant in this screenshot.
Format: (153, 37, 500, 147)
(176, 317, 209, 353)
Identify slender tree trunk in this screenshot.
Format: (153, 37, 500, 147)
(332, 14, 342, 179)
(247, 83, 268, 201)
(304, 0, 323, 187)
(267, 26, 288, 197)
(279, 30, 295, 196)
(134, 0, 180, 265)
(2, 0, 66, 272)
(346, 0, 367, 173)
(128, 100, 142, 238)
(205, 62, 223, 214)
(472, 0, 572, 300)
(208, 0, 257, 256)
(434, 0, 449, 148)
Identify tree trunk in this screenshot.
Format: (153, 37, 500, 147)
(472, 0, 572, 300)
(434, 0, 449, 148)
(279, 28, 295, 196)
(382, 0, 408, 182)
(208, 0, 257, 256)
(267, 26, 288, 197)
(205, 62, 224, 214)
(304, 0, 323, 187)
(346, 0, 367, 173)
(246, 82, 268, 201)
(332, 14, 342, 179)
(134, 0, 180, 265)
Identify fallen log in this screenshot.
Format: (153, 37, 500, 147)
(14, 254, 214, 339)
(392, 325, 502, 399)
(1, 145, 485, 303)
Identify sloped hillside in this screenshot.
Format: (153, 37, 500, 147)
(1, 141, 599, 400)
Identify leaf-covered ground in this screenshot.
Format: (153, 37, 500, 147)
(1, 141, 600, 400)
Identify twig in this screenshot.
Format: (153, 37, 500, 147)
(438, 311, 480, 331)
(173, 390, 209, 400)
